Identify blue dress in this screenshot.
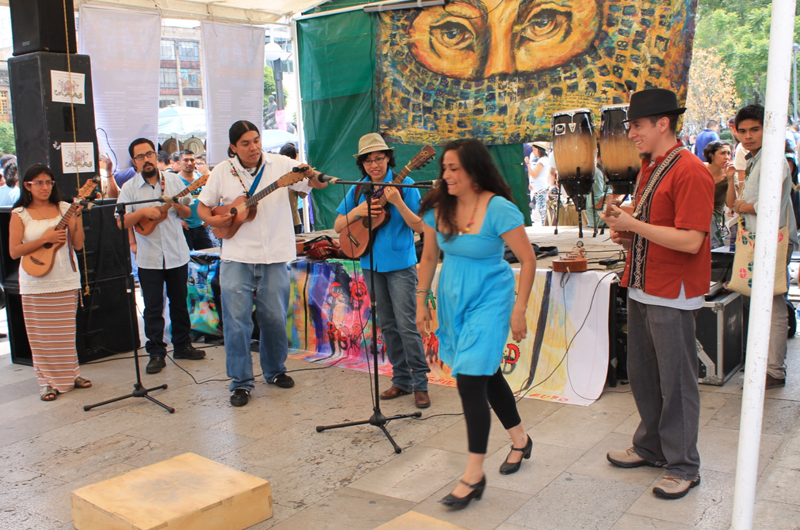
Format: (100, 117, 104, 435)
(422, 196, 523, 377)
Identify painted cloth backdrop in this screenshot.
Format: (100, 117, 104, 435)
(287, 259, 613, 406)
(378, 0, 699, 144)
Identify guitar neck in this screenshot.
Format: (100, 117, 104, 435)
(245, 181, 279, 208)
(55, 204, 78, 231)
(377, 166, 413, 205)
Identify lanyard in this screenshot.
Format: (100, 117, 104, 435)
(231, 162, 265, 198)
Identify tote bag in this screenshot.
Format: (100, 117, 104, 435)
(727, 216, 789, 297)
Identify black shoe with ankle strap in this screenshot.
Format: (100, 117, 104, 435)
(439, 476, 486, 509)
(499, 435, 532, 475)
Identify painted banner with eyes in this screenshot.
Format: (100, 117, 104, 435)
(377, 0, 698, 145)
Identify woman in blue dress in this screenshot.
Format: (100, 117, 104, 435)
(416, 139, 537, 509)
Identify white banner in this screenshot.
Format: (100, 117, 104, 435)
(79, 5, 160, 169)
(201, 21, 265, 165)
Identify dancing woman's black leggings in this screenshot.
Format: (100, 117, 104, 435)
(456, 368, 522, 454)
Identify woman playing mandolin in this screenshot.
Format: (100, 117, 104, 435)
(332, 133, 431, 409)
(8, 164, 91, 401)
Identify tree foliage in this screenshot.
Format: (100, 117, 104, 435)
(0, 122, 15, 156)
(694, 0, 800, 106)
(684, 48, 740, 133)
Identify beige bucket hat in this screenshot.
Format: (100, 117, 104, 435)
(353, 133, 394, 159)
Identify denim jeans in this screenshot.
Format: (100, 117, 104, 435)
(138, 265, 191, 358)
(363, 266, 429, 392)
(220, 260, 290, 391)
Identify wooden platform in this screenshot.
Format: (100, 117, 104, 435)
(71, 453, 272, 530)
(375, 511, 470, 530)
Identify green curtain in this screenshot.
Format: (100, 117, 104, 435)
(298, 11, 531, 229)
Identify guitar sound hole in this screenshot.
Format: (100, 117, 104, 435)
(43, 243, 53, 249)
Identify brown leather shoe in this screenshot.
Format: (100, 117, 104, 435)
(414, 391, 431, 408)
(766, 374, 786, 390)
(380, 386, 411, 400)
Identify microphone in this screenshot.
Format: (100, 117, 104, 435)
(316, 173, 340, 184)
(414, 180, 438, 188)
(161, 195, 193, 205)
(178, 195, 193, 206)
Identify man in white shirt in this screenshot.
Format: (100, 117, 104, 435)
(198, 120, 327, 407)
(118, 138, 206, 374)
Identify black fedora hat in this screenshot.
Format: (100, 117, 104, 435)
(624, 88, 686, 122)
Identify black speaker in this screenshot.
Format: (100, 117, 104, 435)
(9, 0, 77, 56)
(76, 275, 140, 363)
(76, 199, 132, 283)
(8, 52, 98, 200)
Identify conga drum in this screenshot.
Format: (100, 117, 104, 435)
(599, 105, 641, 195)
(551, 109, 596, 198)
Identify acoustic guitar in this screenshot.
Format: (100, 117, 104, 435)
(338, 145, 436, 258)
(22, 177, 100, 277)
(134, 173, 209, 235)
(210, 165, 311, 240)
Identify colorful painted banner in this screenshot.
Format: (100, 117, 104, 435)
(287, 259, 613, 405)
(377, 0, 698, 145)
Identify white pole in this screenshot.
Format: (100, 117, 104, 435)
(731, 0, 796, 528)
(291, 19, 311, 233)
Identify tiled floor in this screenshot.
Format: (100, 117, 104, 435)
(1, 315, 800, 529)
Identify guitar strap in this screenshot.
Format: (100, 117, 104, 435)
(230, 158, 265, 198)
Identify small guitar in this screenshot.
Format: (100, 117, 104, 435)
(211, 165, 311, 240)
(22, 177, 100, 277)
(338, 145, 436, 258)
(134, 174, 209, 235)
(603, 194, 634, 241)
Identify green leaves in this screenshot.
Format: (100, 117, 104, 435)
(695, 0, 800, 105)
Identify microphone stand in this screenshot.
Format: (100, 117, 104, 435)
(83, 197, 175, 413)
(316, 177, 434, 453)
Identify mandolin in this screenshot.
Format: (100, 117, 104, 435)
(603, 194, 635, 241)
(338, 145, 436, 258)
(22, 177, 100, 277)
(210, 165, 311, 240)
(134, 173, 209, 235)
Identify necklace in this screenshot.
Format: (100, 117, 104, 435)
(455, 194, 481, 235)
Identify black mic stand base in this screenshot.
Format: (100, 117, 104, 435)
(84, 383, 174, 413)
(316, 408, 423, 454)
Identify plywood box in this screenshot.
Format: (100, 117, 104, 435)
(72, 453, 272, 530)
(375, 511, 469, 530)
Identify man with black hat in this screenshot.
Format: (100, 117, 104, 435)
(600, 88, 714, 500)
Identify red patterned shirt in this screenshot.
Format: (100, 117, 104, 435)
(620, 144, 715, 299)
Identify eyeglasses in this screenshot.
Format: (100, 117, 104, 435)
(27, 181, 55, 188)
(133, 150, 156, 162)
(363, 156, 388, 166)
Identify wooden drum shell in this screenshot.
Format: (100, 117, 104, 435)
(552, 109, 596, 197)
(599, 105, 641, 195)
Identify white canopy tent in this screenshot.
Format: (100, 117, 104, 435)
(0, 0, 329, 24)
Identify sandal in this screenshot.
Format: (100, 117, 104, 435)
(74, 377, 92, 389)
(40, 386, 57, 401)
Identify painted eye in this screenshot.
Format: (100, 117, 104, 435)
(431, 21, 476, 50)
(519, 8, 571, 43)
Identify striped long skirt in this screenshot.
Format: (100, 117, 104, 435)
(21, 290, 81, 393)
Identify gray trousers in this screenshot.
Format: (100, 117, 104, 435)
(628, 297, 701, 481)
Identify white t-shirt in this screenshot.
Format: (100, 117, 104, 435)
(529, 155, 550, 193)
(734, 143, 748, 171)
(198, 154, 312, 264)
